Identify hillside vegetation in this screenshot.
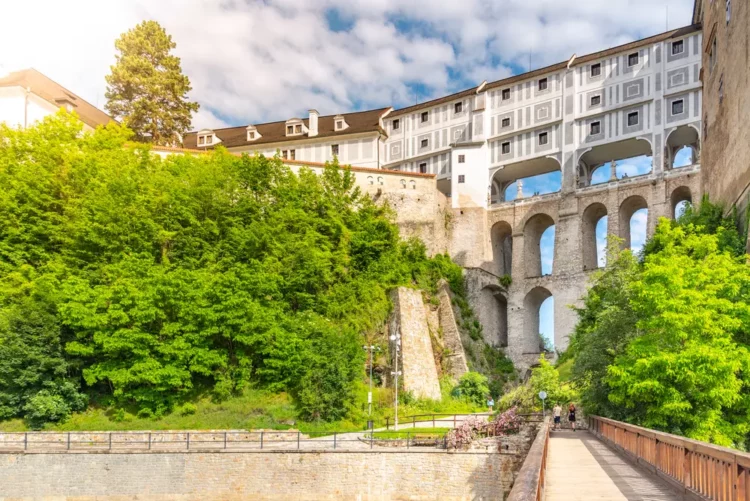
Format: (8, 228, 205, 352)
(0, 112, 484, 429)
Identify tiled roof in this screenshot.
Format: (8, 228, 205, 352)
(0, 68, 113, 128)
(183, 107, 389, 150)
(387, 86, 479, 118)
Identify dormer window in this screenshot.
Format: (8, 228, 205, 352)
(454, 102, 463, 113)
(246, 125, 261, 141)
(285, 119, 305, 136)
(197, 130, 215, 146)
(628, 52, 639, 67)
(393, 119, 400, 130)
(333, 115, 349, 131)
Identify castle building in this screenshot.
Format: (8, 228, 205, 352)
(692, 0, 750, 248)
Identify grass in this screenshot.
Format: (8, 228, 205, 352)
(0, 383, 485, 433)
(371, 427, 450, 439)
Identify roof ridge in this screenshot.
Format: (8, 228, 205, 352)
(190, 106, 390, 134)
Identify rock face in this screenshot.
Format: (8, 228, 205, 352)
(437, 280, 469, 379)
(389, 287, 442, 400)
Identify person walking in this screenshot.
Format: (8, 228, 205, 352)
(487, 395, 495, 413)
(568, 403, 577, 431)
(553, 403, 562, 430)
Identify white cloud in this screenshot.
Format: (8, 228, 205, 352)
(0, 0, 694, 130)
(630, 209, 648, 253)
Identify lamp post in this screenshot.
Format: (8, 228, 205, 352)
(390, 334, 402, 429)
(363, 345, 381, 417)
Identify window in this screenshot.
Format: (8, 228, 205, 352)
(294, 124, 302, 134)
(538, 78, 548, 91)
(331, 144, 339, 156)
(590, 121, 601, 135)
(286, 125, 293, 135)
(501, 142, 511, 154)
(421, 138, 428, 148)
(419, 162, 427, 173)
(628, 52, 639, 67)
(458, 175, 465, 184)
(502, 88, 511, 100)
(282, 150, 288, 159)
(538, 132, 548, 145)
(727, 0, 731, 24)
(458, 154, 465, 163)
(290, 150, 296, 160)
(335, 120, 343, 130)
(248, 131, 255, 140)
(421, 111, 429, 123)
(455, 102, 463, 113)
(198, 135, 205, 146)
(627, 111, 639, 126)
(671, 99, 684, 115)
(672, 40, 684, 55)
(590, 95, 601, 106)
(367, 176, 374, 185)
(393, 119, 400, 130)
(591, 63, 601, 77)
(502, 117, 510, 128)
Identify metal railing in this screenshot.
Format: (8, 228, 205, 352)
(590, 415, 750, 501)
(385, 412, 542, 430)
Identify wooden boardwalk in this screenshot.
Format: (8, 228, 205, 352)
(545, 431, 682, 500)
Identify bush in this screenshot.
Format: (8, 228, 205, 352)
(453, 372, 490, 406)
(498, 356, 576, 413)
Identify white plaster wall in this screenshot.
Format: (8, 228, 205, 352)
(232, 135, 381, 169)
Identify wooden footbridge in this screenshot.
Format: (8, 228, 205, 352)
(508, 416, 750, 501)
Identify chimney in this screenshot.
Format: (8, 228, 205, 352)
(308, 109, 319, 137)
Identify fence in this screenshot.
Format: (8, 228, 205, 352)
(505, 417, 550, 501)
(590, 415, 750, 501)
(384, 412, 542, 430)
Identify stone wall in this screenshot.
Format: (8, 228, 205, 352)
(0, 450, 511, 500)
(388, 287, 442, 400)
(437, 280, 469, 379)
(454, 168, 700, 372)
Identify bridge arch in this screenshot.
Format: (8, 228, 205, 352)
(490, 220, 513, 277)
(670, 186, 692, 219)
(582, 202, 608, 270)
(524, 286, 553, 353)
(619, 195, 648, 250)
(523, 213, 555, 278)
(666, 124, 700, 169)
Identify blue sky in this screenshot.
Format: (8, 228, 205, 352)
(1, 0, 695, 130)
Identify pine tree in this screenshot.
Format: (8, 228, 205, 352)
(105, 21, 199, 145)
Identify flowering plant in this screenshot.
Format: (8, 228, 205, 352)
(445, 407, 523, 449)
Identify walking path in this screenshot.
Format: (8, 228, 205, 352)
(545, 431, 681, 500)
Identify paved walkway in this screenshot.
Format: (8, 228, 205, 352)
(545, 431, 681, 501)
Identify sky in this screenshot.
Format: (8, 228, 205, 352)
(0, 0, 694, 352)
(0, 0, 694, 130)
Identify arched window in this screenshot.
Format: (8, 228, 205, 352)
(524, 287, 554, 354)
(671, 186, 692, 219)
(479, 287, 508, 347)
(367, 176, 374, 185)
(619, 195, 648, 252)
(400, 179, 406, 189)
(490, 221, 513, 277)
(582, 203, 608, 270)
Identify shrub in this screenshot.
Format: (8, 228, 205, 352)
(453, 372, 490, 406)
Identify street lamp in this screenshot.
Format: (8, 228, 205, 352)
(389, 333, 402, 429)
(363, 345, 381, 417)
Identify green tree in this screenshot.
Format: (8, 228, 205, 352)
(453, 372, 491, 406)
(105, 20, 199, 145)
(498, 356, 576, 412)
(605, 221, 750, 447)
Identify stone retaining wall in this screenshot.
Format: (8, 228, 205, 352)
(0, 450, 510, 500)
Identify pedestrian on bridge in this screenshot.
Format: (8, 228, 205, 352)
(568, 403, 577, 431)
(553, 403, 562, 430)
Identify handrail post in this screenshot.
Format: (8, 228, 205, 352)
(224, 432, 228, 450)
(67, 432, 71, 450)
(109, 433, 112, 450)
(24, 432, 27, 451)
(148, 432, 152, 450)
(386, 417, 390, 431)
(187, 432, 190, 450)
(333, 432, 337, 450)
(260, 431, 263, 450)
(297, 431, 300, 450)
(407, 432, 410, 449)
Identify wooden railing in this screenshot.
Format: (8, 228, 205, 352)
(506, 417, 550, 501)
(590, 415, 750, 501)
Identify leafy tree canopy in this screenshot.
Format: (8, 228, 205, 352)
(0, 112, 460, 426)
(105, 20, 199, 145)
